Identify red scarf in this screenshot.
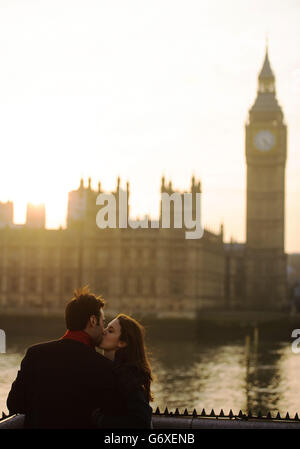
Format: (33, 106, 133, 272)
(61, 330, 95, 349)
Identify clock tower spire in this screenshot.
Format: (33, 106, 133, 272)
(258, 44, 275, 93)
(245, 46, 287, 310)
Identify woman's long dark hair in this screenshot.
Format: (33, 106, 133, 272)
(116, 314, 153, 402)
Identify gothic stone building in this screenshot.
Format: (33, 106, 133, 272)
(0, 176, 224, 318)
(0, 48, 289, 317)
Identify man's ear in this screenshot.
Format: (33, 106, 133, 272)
(89, 315, 97, 327)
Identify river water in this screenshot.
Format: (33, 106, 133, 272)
(1, 333, 300, 418)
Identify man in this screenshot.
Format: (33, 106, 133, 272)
(7, 286, 120, 429)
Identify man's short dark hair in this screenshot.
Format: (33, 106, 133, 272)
(65, 285, 105, 330)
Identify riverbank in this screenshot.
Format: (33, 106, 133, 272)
(0, 309, 299, 342)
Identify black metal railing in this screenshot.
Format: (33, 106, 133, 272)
(151, 407, 300, 429)
(153, 406, 300, 421)
(1, 407, 300, 429)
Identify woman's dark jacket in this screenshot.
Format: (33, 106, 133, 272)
(94, 348, 153, 429)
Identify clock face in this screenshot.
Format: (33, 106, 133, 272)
(254, 130, 275, 152)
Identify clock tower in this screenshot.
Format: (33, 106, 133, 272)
(245, 46, 288, 310)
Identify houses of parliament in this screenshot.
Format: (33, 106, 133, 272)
(0, 48, 290, 317)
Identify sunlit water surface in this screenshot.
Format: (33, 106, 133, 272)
(1, 335, 300, 417)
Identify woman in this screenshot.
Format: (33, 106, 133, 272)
(94, 313, 153, 429)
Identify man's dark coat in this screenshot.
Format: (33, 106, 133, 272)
(7, 339, 119, 429)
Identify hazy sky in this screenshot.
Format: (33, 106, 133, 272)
(0, 0, 300, 252)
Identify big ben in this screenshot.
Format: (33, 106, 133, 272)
(245, 46, 288, 310)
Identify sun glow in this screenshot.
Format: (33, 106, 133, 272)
(11, 178, 69, 229)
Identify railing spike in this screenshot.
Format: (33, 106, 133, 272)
(276, 412, 281, 420)
(238, 410, 243, 418)
(175, 408, 180, 416)
(183, 408, 189, 416)
(295, 413, 299, 421)
(286, 412, 290, 420)
(192, 409, 197, 417)
(210, 409, 215, 417)
(155, 407, 160, 415)
(1, 412, 7, 419)
(201, 408, 206, 416)
(229, 409, 234, 419)
(164, 407, 169, 416)
(266, 411, 272, 419)
(219, 409, 225, 417)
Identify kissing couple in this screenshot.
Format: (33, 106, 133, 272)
(7, 286, 153, 429)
